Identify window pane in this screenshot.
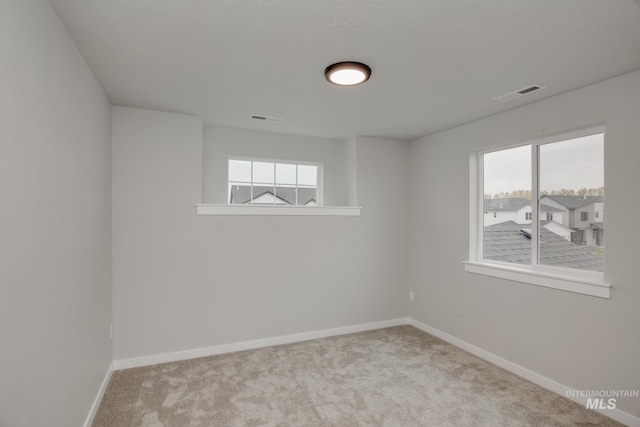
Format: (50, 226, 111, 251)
(274, 186, 296, 205)
(276, 163, 296, 185)
(538, 133, 604, 271)
(253, 162, 275, 184)
(228, 160, 251, 182)
(250, 185, 278, 205)
(296, 187, 317, 206)
(482, 145, 531, 266)
(229, 182, 251, 204)
(297, 165, 317, 186)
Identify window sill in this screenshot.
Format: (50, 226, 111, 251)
(463, 261, 611, 299)
(196, 204, 361, 216)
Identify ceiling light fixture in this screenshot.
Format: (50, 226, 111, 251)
(324, 61, 371, 86)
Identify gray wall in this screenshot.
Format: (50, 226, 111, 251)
(0, 1, 113, 426)
(112, 108, 409, 360)
(9, 3, 636, 421)
(408, 70, 640, 417)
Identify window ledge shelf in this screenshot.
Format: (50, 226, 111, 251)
(196, 204, 361, 216)
(463, 261, 611, 299)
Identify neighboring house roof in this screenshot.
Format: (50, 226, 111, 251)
(541, 195, 603, 209)
(484, 198, 530, 212)
(539, 204, 564, 213)
(483, 221, 603, 271)
(230, 185, 316, 205)
(540, 219, 574, 234)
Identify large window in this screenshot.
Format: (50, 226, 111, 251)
(228, 158, 321, 206)
(468, 126, 607, 297)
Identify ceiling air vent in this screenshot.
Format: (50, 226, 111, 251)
(249, 114, 283, 123)
(493, 85, 546, 102)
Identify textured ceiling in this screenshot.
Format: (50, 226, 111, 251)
(50, 0, 640, 141)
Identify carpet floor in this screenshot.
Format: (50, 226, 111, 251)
(93, 325, 623, 426)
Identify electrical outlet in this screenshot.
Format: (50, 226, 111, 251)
(409, 291, 415, 302)
(110, 323, 113, 339)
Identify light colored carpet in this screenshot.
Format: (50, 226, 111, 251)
(93, 326, 623, 426)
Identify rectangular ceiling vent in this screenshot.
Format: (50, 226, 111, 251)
(249, 114, 283, 123)
(493, 85, 546, 102)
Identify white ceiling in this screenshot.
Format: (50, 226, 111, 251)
(50, 0, 640, 141)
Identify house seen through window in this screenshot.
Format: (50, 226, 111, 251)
(228, 158, 321, 206)
(479, 128, 604, 273)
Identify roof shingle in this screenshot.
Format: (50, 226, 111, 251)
(541, 195, 603, 209)
(483, 221, 603, 271)
(230, 185, 316, 205)
(484, 198, 530, 212)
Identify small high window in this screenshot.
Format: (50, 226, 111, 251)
(228, 158, 322, 206)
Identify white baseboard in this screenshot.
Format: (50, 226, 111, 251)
(408, 318, 639, 427)
(113, 317, 410, 370)
(83, 361, 114, 427)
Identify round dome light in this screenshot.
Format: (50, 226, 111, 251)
(324, 62, 371, 86)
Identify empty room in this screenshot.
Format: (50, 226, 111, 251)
(2, 1, 640, 426)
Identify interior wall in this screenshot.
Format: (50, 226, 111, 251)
(346, 136, 358, 207)
(408, 70, 640, 417)
(202, 125, 349, 206)
(112, 110, 409, 360)
(0, 1, 113, 426)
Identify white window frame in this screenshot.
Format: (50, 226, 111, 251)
(195, 156, 361, 216)
(227, 156, 324, 206)
(465, 125, 611, 298)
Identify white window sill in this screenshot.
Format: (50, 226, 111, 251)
(463, 261, 611, 299)
(196, 204, 361, 216)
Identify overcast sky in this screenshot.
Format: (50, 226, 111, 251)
(483, 133, 604, 196)
(229, 160, 317, 186)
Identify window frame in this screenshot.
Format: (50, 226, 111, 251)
(465, 125, 610, 298)
(227, 156, 324, 207)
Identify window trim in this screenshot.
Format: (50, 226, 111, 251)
(228, 156, 324, 206)
(463, 261, 610, 298)
(196, 204, 361, 216)
(467, 125, 610, 298)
